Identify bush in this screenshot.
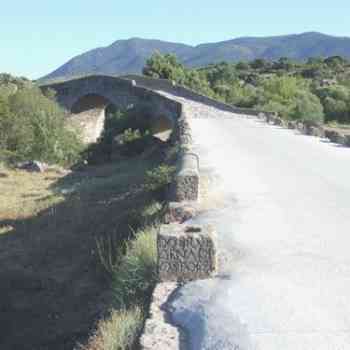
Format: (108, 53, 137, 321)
(86, 106, 156, 163)
(144, 164, 176, 193)
(120, 128, 142, 144)
(261, 100, 293, 118)
(290, 91, 324, 123)
(226, 83, 259, 108)
(0, 86, 83, 166)
(86, 225, 158, 350)
(111, 226, 158, 308)
(316, 85, 350, 123)
(79, 307, 143, 350)
(143, 53, 186, 83)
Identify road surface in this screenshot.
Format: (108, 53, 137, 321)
(160, 92, 350, 350)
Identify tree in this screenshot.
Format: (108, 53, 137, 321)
(316, 85, 350, 123)
(1, 86, 82, 165)
(250, 59, 270, 70)
(235, 61, 250, 70)
(324, 56, 347, 69)
(307, 57, 324, 65)
(274, 57, 295, 71)
(290, 91, 324, 123)
(259, 76, 323, 122)
(142, 53, 186, 83)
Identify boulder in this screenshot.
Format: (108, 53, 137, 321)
(345, 135, 350, 147)
(296, 122, 305, 133)
(273, 117, 284, 126)
(305, 125, 325, 137)
(16, 161, 48, 173)
(287, 121, 297, 129)
(325, 130, 347, 145)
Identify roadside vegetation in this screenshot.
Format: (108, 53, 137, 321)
(0, 79, 176, 350)
(0, 73, 83, 166)
(144, 53, 350, 126)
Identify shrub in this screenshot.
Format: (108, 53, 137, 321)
(0, 86, 83, 165)
(236, 61, 250, 70)
(316, 85, 350, 123)
(144, 164, 176, 192)
(120, 128, 142, 144)
(143, 52, 186, 83)
(79, 307, 143, 350)
(323, 97, 349, 123)
(226, 83, 259, 108)
(86, 105, 157, 163)
(112, 226, 158, 308)
(84, 225, 158, 350)
(290, 91, 324, 124)
(261, 100, 293, 118)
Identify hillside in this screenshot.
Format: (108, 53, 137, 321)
(41, 32, 350, 81)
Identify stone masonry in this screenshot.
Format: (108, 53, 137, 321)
(158, 224, 217, 282)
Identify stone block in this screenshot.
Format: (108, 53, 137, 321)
(158, 224, 217, 282)
(173, 152, 199, 202)
(174, 169, 199, 202)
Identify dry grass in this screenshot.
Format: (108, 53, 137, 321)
(78, 308, 143, 350)
(80, 224, 158, 350)
(0, 168, 64, 220)
(0, 151, 164, 350)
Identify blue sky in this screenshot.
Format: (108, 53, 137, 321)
(1, 0, 350, 79)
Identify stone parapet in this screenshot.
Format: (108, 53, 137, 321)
(158, 224, 217, 282)
(173, 152, 199, 202)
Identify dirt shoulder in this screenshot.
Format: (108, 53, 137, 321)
(0, 155, 161, 350)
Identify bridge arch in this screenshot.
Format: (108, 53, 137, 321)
(68, 93, 118, 144)
(40, 75, 180, 144)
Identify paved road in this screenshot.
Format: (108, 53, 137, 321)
(159, 93, 350, 350)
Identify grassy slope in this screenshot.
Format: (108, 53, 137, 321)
(0, 153, 162, 350)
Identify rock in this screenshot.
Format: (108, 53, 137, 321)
(16, 161, 48, 173)
(164, 202, 197, 224)
(287, 121, 297, 129)
(273, 117, 284, 126)
(325, 130, 347, 145)
(345, 135, 350, 147)
(258, 112, 266, 120)
(158, 224, 217, 282)
(305, 125, 325, 137)
(47, 165, 72, 176)
(296, 122, 305, 133)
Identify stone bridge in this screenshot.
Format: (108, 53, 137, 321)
(40, 75, 181, 143)
(41, 75, 350, 350)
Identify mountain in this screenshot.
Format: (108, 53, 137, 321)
(41, 32, 350, 81)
